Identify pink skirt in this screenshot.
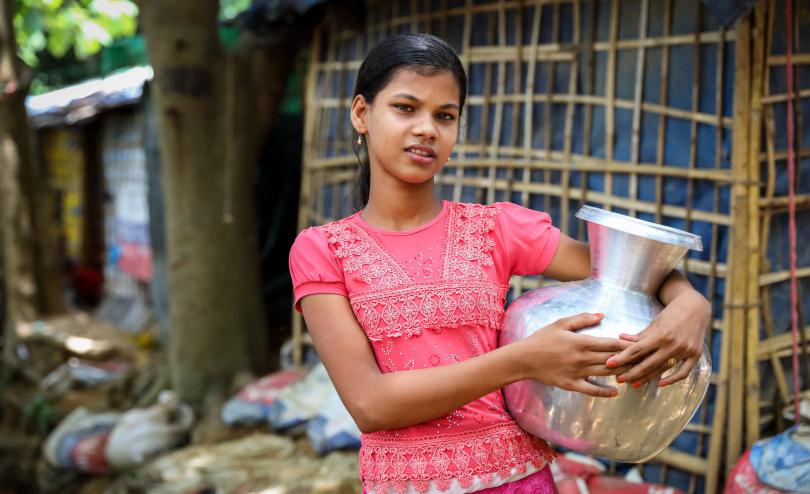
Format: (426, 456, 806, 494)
(361, 465, 558, 494)
(478, 466, 557, 493)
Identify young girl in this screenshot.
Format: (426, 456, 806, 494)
(289, 33, 711, 494)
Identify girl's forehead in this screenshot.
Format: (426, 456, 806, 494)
(380, 68, 461, 102)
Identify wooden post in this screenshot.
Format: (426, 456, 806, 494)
(725, 11, 752, 473)
(745, 0, 766, 449)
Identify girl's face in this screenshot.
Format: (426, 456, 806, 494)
(351, 68, 461, 189)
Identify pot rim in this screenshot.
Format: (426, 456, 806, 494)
(576, 205, 703, 251)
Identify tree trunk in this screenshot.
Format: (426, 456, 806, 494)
(137, 0, 291, 409)
(0, 0, 64, 379)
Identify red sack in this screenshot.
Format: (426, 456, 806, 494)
(71, 432, 111, 474)
(724, 450, 786, 494)
(550, 453, 686, 494)
(588, 475, 684, 494)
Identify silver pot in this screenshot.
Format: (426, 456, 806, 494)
(499, 205, 711, 463)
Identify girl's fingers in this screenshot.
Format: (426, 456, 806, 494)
(585, 336, 633, 353)
(570, 380, 619, 398)
(607, 337, 655, 369)
(556, 312, 605, 331)
(618, 333, 640, 342)
(626, 361, 673, 388)
(659, 356, 698, 387)
(615, 348, 668, 384)
(587, 364, 633, 377)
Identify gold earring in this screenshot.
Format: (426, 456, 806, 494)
(357, 134, 363, 145)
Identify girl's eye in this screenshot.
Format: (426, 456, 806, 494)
(436, 112, 456, 121)
(394, 104, 413, 112)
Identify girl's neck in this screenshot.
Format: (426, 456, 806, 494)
(361, 185, 442, 232)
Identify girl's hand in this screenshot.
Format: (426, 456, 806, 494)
(606, 290, 711, 388)
(517, 313, 633, 397)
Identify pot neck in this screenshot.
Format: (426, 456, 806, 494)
(587, 222, 688, 296)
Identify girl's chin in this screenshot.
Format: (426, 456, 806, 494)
(398, 166, 444, 183)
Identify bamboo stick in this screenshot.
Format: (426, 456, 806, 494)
(602, 0, 618, 213)
(654, 0, 672, 225)
(452, 0, 474, 203)
(560, 1, 580, 230)
(311, 150, 744, 183)
(579, 0, 596, 239)
(541, 2, 560, 214)
(520, 0, 542, 208)
(629, 0, 649, 218)
(724, 12, 752, 474)
(745, 0, 766, 448)
(293, 27, 324, 367)
(488, 0, 508, 204)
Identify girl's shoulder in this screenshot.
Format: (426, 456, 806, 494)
(452, 200, 547, 221)
(290, 211, 363, 257)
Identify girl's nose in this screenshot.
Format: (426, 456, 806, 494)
(412, 115, 438, 140)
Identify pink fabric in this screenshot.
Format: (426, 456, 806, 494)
(360, 465, 558, 494)
(289, 201, 561, 493)
(478, 466, 558, 493)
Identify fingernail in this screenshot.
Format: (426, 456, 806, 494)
(659, 381, 668, 388)
(616, 376, 624, 383)
(610, 390, 619, 397)
(594, 313, 605, 318)
(632, 382, 641, 389)
(606, 361, 616, 369)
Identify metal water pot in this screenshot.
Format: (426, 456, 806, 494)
(499, 205, 711, 463)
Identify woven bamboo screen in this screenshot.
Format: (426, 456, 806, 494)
(293, 1, 809, 492)
(747, 0, 810, 467)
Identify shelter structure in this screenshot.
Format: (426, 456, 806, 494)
(292, 1, 810, 492)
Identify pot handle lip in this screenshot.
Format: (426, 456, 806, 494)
(575, 205, 703, 252)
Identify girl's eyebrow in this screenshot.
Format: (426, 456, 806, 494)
(391, 92, 460, 110)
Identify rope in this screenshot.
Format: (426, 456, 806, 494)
(785, 0, 801, 424)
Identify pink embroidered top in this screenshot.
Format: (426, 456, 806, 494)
(289, 201, 561, 494)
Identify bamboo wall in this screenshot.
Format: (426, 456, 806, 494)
(749, 0, 810, 463)
(294, 1, 810, 492)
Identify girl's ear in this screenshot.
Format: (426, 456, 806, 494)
(351, 94, 369, 135)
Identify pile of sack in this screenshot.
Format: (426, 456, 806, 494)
(43, 390, 194, 474)
(222, 363, 361, 454)
(725, 399, 810, 493)
(551, 454, 685, 494)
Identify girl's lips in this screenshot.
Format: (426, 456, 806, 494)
(406, 149, 436, 164)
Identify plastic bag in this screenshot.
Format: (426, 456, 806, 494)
(43, 407, 120, 473)
(267, 363, 334, 430)
(221, 368, 304, 426)
(104, 390, 194, 468)
(749, 424, 810, 493)
(725, 450, 786, 494)
(306, 385, 361, 454)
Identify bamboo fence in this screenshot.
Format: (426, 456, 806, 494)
(293, 1, 810, 492)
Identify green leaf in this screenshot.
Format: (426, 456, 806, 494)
(219, 0, 252, 21)
(90, 0, 138, 19)
(28, 29, 47, 52)
(46, 25, 73, 57)
(15, 0, 140, 65)
(81, 18, 113, 45)
(21, 10, 43, 37)
(74, 31, 101, 59)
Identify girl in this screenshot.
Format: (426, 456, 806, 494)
(289, 33, 711, 494)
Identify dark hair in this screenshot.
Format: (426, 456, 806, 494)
(352, 33, 468, 208)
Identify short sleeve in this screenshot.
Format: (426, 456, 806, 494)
(288, 227, 348, 312)
(494, 202, 561, 276)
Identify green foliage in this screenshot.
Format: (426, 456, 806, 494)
(14, 0, 139, 67)
(22, 392, 57, 437)
(219, 0, 251, 21)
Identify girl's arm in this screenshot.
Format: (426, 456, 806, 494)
(301, 294, 631, 433)
(540, 232, 711, 388)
